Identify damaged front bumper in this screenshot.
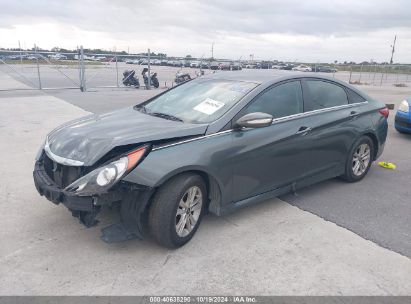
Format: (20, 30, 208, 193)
(33, 161, 154, 242)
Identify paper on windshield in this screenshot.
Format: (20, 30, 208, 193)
(193, 98, 225, 115)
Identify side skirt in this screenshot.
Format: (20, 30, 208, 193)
(219, 167, 343, 216)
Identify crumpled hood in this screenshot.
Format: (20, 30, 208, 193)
(47, 107, 208, 166)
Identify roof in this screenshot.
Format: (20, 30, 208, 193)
(201, 70, 373, 101)
(202, 70, 341, 85)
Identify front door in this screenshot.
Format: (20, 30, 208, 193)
(230, 80, 312, 202)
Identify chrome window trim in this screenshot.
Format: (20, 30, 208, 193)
(152, 101, 368, 151)
(44, 137, 84, 166)
(271, 101, 369, 125)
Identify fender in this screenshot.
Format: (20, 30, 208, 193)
(123, 131, 235, 209)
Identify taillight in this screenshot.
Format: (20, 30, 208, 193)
(379, 107, 389, 118)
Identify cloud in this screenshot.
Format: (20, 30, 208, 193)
(0, 0, 410, 62)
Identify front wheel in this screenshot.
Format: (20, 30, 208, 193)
(341, 136, 374, 182)
(148, 174, 206, 248)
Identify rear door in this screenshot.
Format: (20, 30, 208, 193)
(298, 78, 370, 178)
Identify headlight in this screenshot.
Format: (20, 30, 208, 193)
(65, 146, 147, 196)
(398, 100, 409, 113)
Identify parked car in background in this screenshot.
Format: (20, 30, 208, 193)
(190, 61, 201, 68)
(139, 58, 149, 65)
(272, 63, 286, 69)
(312, 66, 338, 73)
(209, 61, 220, 70)
(200, 61, 210, 69)
(220, 62, 231, 70)
(231, 62, 242, 70)
(293, 65, 311, 72)
(27, 54, 39, 60)
(279, 64, 295, 70)
(168, 60, 183, 67)
(259, 62, 272, 69)
(33, 72, 388, 248)
(49, 53, 67, 60)
(395, 98, 411, 133)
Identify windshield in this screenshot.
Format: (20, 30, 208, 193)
(138, 78, 257, 123)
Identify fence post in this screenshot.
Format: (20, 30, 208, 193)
(80, 46, 86, 92)
(78, 47, 82, 91)
(35, 46, 42, 89)
(372, 65, 377, 85)
(349, 66, 352, 83)
(147, 48, 151, 89)
(115, 55, 119, 88)
(358, 64, 363, 83)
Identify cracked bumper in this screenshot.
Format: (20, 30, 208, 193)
(33, 160, 155, 240)
(33, 161, 95, 211)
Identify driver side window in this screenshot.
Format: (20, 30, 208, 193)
(245, 81, 303, 119)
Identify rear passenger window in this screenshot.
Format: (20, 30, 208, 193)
(347, 89, 366, 104)
(305, 80, 348, 110)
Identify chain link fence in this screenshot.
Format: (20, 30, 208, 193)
(1, 47, 410, 91)
(340, 64, 411, 87)
(0, 47, 202, 91)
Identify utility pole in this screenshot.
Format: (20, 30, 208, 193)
(211, 43, 214, 60)
(390, 35, 397, 65)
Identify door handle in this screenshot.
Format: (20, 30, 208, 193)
(349, 111, 359, 118)
(296, 126, 312, 135)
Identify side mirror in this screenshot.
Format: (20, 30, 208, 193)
(235, 112, 273, 129)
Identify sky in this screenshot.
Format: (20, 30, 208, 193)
(0, 0, 410, 63)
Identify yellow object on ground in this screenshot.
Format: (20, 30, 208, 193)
(378, 162, 397, 169)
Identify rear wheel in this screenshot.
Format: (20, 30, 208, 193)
(152, 78, 159, 88)
(341, 136, 374, 182)
(148, 173, 206, 248)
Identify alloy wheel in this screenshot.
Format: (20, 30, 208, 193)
(352, 143, 371, 176)
(175, 186, 203, 237)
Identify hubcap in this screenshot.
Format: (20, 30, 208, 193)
(175, 186, 203, 237)
(352, 143, 371, 176)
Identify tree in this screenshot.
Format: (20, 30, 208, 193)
(185, 55, 192, 58)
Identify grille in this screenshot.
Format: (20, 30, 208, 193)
(43, 153, 84, 188)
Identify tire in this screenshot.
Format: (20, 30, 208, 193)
(152, 78, 159, 88)
(148, 173, 207, 248)
(341, 136, 374, 182)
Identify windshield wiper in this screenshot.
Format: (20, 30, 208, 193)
(148, 112, 184, 122)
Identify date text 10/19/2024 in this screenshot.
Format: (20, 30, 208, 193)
(149, 296, 257, 303)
